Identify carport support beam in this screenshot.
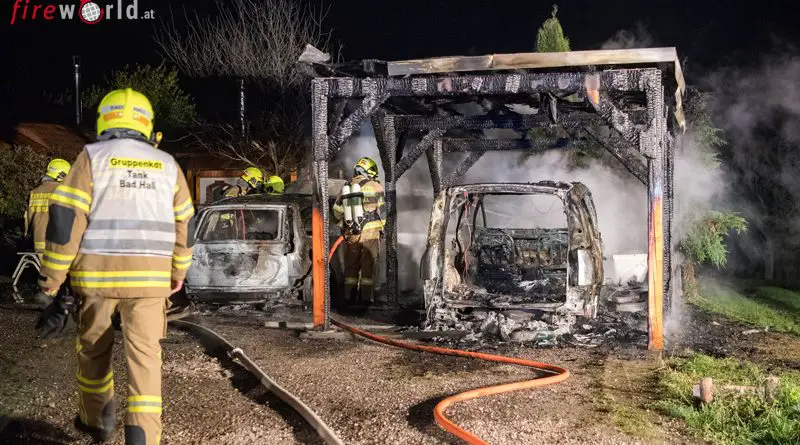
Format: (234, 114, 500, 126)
(643, 72, 667, 351)
(311, 79, 331, 330)
(372, 113, 400, 305)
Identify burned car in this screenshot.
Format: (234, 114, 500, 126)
(420, 181, 604, 338)
(185, 190, 343, 306)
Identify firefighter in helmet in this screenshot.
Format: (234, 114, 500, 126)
(36, 87, 194, 444)
(333, 157, 386, 305)
(25, 158, 72, 256)
(223, 167, 264, 197)
(264, 175, 285, 195)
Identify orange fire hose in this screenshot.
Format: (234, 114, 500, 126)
(326, 236, 570, 444)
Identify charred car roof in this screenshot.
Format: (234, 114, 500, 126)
(204, 193, 313, 208)
(447, 181, 576, 195)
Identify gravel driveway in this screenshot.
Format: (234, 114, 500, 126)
(0, 307, 697, 444)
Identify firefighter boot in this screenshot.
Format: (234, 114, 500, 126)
(74, 399, 116, 442)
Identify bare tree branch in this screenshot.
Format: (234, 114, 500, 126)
(154, 0, 334, 87)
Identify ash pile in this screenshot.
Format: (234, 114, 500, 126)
(421, 283, 649, 348)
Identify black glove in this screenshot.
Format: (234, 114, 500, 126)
(32, 291, 53, 310)
(35, 294, 77, 339)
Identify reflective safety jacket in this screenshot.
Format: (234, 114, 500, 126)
(38, 138, 195, 299)
(25, 178, 59, 253)
(333, 174, 386, 235)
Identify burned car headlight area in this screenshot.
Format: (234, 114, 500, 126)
(422, 182, 604, 341)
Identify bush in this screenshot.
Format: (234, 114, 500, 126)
(682, 211, 748, 268)
(82, 64, 196, 130)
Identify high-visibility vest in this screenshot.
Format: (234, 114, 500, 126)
(79, 140, 180, 258)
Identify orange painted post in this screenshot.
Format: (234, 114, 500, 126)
(647, 182, 664, 351)
(311, 207, 325, 328)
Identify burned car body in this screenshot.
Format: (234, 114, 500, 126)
(185, 191, 343, 305)
(420, 181, 604, 335)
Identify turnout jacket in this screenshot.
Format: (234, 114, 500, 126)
(25, 178, 59, 253)
(333, 174, 386, 234)
(38, 138, 195, 299)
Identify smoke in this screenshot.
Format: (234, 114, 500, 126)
(600, 23, 655, 50)
(705, 53, 800, 278)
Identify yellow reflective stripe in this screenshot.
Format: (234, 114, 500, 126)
(41, 260, 72, 271)
(360, 278, 374, 285)
(174, 198, 194, 221)
(56, 185, 91, 203)
(77, 371, 113, 385)
(71, 280, 171, 289)
(127, 395, 162, 414)
(44, 251, 76, 261)
(175, 207, 195, 222)
(362, 221, 384, 231)
(71, 270, 171, 277)
(128, 395, 162, 403)
(34, 242, 46, 249)
(49, 193, 90, 213)
(78, 380, 114, 394)
(42, 250, 76, 270)
(174, 198, 193, 213)
(344, 277, 359, 284)
(127, 406, 162, 414)
(173, 254, 193, 270)
(71, 270, 172, 288)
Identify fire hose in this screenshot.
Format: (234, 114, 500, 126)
(327, 235, 571, 445)
(170, 320, 345, 445)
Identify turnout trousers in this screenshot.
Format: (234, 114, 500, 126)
(77, 295, 167, 445)
(343, 231, 381, 303)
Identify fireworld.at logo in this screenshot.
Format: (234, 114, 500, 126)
(10, 0, 156, 25)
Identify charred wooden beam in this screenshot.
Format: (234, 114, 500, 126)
(443, 152, 485, 188)
(395, 112, 601, 131)
(441, 137, 573, 152)
(327, 98, 348, 136)
(322, 70, 654, 98)
(371, 113, 400, 306)
(386, 48, 682, 76)
(310, 79, 331, 330)
(395, 129, 446, 178)
(427, 140, 444, 194)
(328, 82, 389, 156)
(588, 91, 641, 150)
(584, 128, 648, 185)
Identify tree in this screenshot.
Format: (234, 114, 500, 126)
(154, 0, 337, 176)
(536, 5, 570, 53)
(82, 64, 196, 131)
(679, 91, 748, 297)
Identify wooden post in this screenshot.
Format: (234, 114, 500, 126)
(647, 161, 664, 350)
(311, 207, 325, 328)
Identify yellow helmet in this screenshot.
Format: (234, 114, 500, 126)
(96, 88, 155, 140)
(241, 167, 264, 189)
(46, 158, 71, 182)
(264, 176, 284, 195)
(355, 156, 379, 179)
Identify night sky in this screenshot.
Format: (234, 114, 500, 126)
(2, 0, 799, 121)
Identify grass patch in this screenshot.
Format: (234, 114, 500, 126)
(655, 353, 800, 444)
(592, 392, 657, 438)
(690, 280, 800, 334)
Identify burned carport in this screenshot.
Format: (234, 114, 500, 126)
(300, 47, 685, 350)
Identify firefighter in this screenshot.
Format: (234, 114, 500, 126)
(223, 167, 264, 197)
(333, 157, 386, 304)
(264, 175, 284, 195)
(25, 158, 71, 255)
(35, 88, 194, 445)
